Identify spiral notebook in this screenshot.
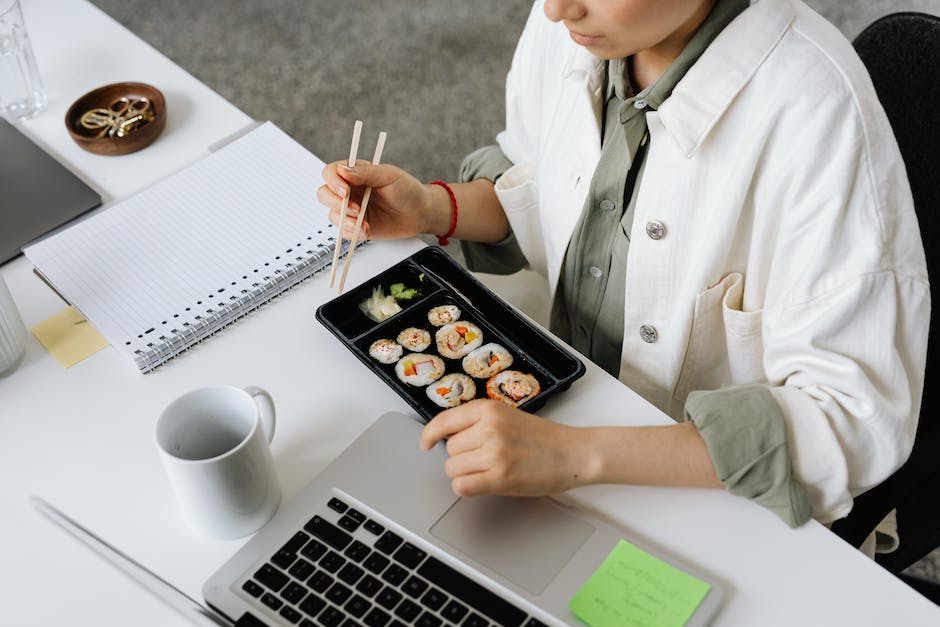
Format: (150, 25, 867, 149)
(24, 122, 344, 373)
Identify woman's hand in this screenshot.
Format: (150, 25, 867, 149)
(317, 159, 449, 241)
(419, 399, 595, 497)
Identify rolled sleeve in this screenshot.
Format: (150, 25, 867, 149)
(458, 145, 528, 274)
(762, 272, 927, 522)
(686, 383, 812, 527)
(459, 145, 514, 184)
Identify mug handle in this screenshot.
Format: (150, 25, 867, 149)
(244, 386, 276, 444)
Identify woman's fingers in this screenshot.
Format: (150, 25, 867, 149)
(317, 186, 358, 225)
(451, 471, 503, 497)
(320, 160, 351, 198)
(443, 419, 488, 456)
(327, 159, 400, 191)
(420, 401, 484, 451)
(340, 218, 368, 241)
(443, 448, 490, 479)
(316, 179, 370, 234)
(421, 399, 588, 497)
(320, 159, 390, 208)
(333, 203, 368, 240)
(423, 401, 513, 495)
(317, 182, 361, 211)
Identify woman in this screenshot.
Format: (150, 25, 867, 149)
(318, 0, 929, 534)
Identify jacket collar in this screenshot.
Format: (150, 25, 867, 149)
(561, 40, 604, 80)
(559, 0, 795, 158)
(562, 39, 606, 99)
(659, 0, 795, 157)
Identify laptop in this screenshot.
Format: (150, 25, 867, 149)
(0, 117, 101, 263)
(34, 411, 723, 627)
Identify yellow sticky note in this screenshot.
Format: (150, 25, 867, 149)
(31, 306, 109, 368)
(569, 539, 711, 627)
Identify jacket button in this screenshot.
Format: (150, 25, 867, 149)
(599, 199, 616, 212)
(634, 98, 647, 109)
(588, 266, 603, 278)
(639, 324, 658, 343)
(646, 220, 666, 240)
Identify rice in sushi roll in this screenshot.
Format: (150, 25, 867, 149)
(428, 304, 461, 327)
(397, 327, 431, 352)
(462, 343, 513, 378)
(436, 321, 483, 359)
(486, 370, 540, 407)
(368, 339, 403, 364)
(395, 353, 446, 386)
(426, 373, 476, 408)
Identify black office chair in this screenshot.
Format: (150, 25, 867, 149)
(829, 12, 940, 604)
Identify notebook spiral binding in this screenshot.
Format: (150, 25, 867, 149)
(132, 239, 353, 373)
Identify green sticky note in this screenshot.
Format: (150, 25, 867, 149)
(569, 539, 711, 627)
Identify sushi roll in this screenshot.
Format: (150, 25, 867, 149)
(397, 327, 431, 352)
(428, 304, 461, 327)
(486, 370, 541, 407)
(426, 373, 476, 408)
(395, 353, 446, 386)
(436, 321, 483, 359)
(368, 338, 403, 364)
(462, 343, 513, 378)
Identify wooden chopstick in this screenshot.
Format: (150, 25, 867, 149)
(337, 131, 387, 293)
(329, 120, 363, 288)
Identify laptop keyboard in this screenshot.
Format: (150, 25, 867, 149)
(239, 496, 550, 627)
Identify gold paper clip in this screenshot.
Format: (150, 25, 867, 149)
(79, 96, 154, 138)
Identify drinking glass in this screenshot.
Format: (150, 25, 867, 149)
(0, 0, 46, 121)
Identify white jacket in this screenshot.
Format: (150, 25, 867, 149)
(493, 0, 929, 521)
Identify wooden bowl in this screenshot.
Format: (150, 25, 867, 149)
(65, 82, 166, 155)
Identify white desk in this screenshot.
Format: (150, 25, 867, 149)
(3, 1, 939, 625)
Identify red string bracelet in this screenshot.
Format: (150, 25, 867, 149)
(429, 181, 458, 246)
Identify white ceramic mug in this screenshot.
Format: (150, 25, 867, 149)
(0, 275, 26, 377)
(155, 385, 281, 539)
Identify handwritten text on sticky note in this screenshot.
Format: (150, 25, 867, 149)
(569, 539, 711, 627)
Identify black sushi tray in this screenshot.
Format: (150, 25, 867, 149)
(315, 245, 586, 422)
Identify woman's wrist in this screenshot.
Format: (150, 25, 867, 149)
(560, 425, 605, 490)
(568, 423, 723, 489)
(422, 182, 456, 237)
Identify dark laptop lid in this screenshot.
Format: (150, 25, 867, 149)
(0, 117, 101, 263)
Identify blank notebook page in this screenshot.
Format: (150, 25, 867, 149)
(25, 122, 340, 372)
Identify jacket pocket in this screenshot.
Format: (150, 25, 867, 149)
(494, 162, 547, 278)
(673, 272, 766, 404)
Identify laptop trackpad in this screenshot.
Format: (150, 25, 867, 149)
(429, 495, 594, 595)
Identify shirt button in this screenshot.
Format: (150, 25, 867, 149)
(599, 199, 616, 212)
(588, 266, 603, 278)
(645, 220, 666, 240)
(639, 324, 658, 343)
(634, 98, 647, 109)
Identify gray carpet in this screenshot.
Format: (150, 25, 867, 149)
(92, 0, 533, 183)
(91, 0, 940, 586)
